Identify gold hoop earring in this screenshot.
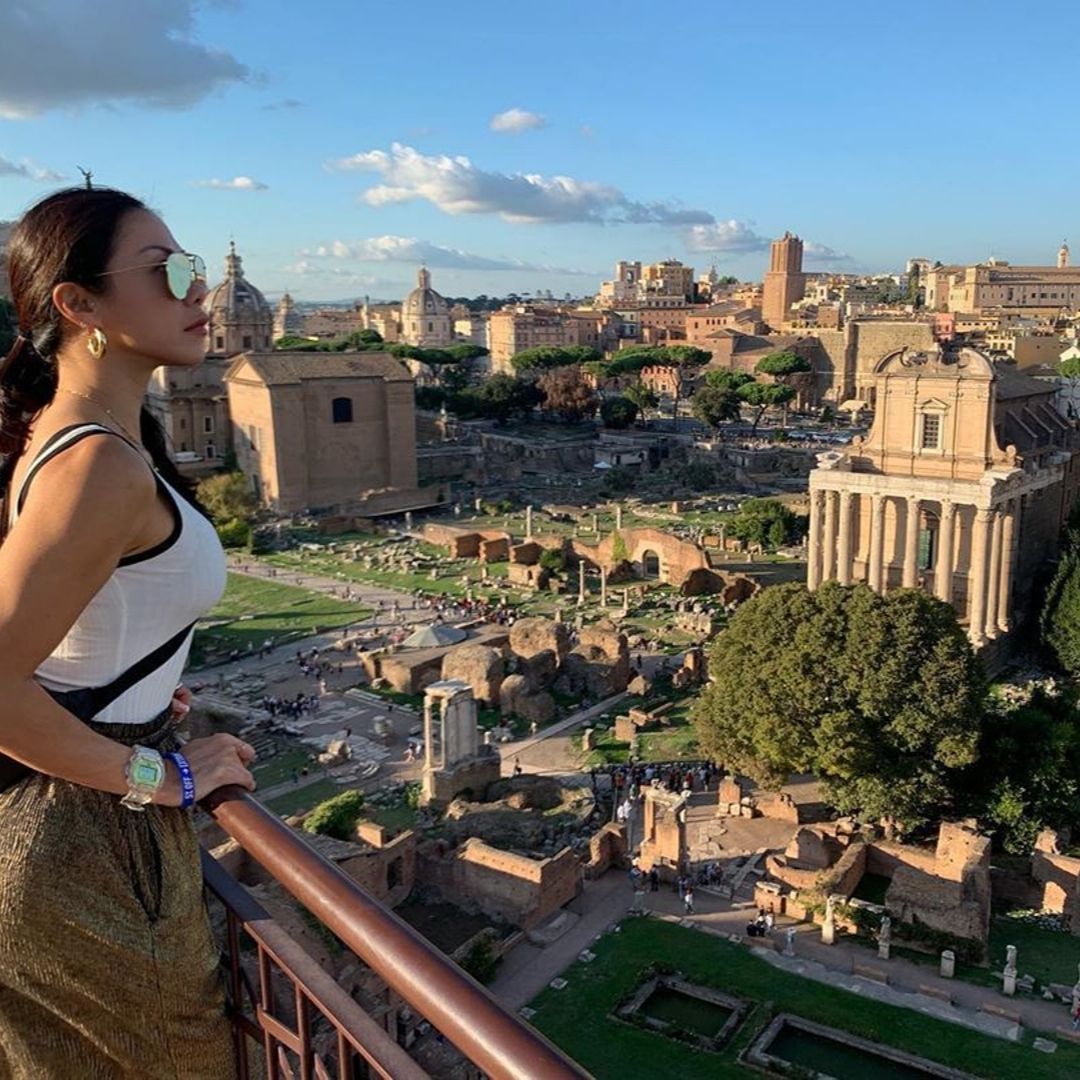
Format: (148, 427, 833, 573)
(87, 327, 108, 361)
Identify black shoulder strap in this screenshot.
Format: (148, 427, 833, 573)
(82, 619, 197, 715)
(15, 423, 114, 516)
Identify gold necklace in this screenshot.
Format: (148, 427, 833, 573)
(55, 387, 154, 466)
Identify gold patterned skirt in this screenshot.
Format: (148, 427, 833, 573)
(0, 713, 235, 1079)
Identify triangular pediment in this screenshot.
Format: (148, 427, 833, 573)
(918, 397, 950, 412)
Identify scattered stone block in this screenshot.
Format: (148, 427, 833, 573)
(549, 978, 568, 990)
(1033, 1038, 1057, 1054)
(578, 950, 596, 963)
(519, 1007, 536, 1020)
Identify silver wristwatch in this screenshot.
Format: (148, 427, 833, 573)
(121, 745, 166, 811)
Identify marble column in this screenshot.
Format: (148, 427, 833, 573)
(935, 500, 955, 605)
(985, 507, 1005, 641)
(837, 492, 854, 586)
(868, 494, 886, 593)
(807, 489, 825, 590)
(996, 502, 1017, 634)
(822, 490, 838, 583)
(968, 508, 994, 648)
(902, 497, 920, 588)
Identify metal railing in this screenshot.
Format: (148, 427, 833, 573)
(203, 786, 591, 1080)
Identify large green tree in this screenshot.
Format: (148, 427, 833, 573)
(1041, 528, 1080, 677)
(599, 395, 638, 429)
(691, 384, 742, 428)
(738, 381, 796, 434)
(622, 380, 659, 421)
(604, 345, 710, 427)
(691, 582, 985, 831)
(510, 345, 600, 372)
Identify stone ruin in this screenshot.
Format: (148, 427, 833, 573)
(419, 680, 500, 809)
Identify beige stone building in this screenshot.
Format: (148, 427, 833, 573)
(488, 305, 612, 372)
(924, 250, 1080, 316)
(147, 357, 232, 476)
(807, 346, 1080, 649)
(224, 351, 437, 515)
(762, 232, 806, 331)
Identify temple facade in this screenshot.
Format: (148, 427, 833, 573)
(806, 346, 1080, 648)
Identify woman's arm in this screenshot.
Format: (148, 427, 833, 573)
(0, 436, 253, 803)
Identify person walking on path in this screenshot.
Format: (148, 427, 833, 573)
(0, 187, 257, 1078)
(684, 886, 695, 915)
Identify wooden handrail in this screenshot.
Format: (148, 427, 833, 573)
(205, 786, 591, 1080)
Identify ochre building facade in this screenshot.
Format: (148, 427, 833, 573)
(807, 346, 1080, 648)
(225, 351, 436, 515)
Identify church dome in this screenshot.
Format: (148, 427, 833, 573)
(203, 241, 273, 355)
(402, 267, 449, 318)
(205, 241, 272, 323)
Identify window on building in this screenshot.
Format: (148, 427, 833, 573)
(204, 442, 215, 459)
(332, 397, 353, 423)
(921, 413, 942, 450)
(428, 321, 433, 332)
(202, 416, 214, 434)
(243, 335, 252, 350)
(917, 525, 936, 571)
(215, 335, 224, 350)
(179, 418, 187, 430)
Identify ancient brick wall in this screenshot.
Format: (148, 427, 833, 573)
(419, 838, 581, 930)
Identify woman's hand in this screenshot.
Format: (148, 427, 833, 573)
(170, 684, 192, 722)
(156, 733, 256, 806)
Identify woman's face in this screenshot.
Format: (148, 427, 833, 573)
(90, 209, 209, 368)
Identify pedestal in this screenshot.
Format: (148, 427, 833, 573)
(821, 920, 835, 946)
(1003, 973, 1017, 997)
(878, 942, 890, 961)
(940, 950, 955, 978)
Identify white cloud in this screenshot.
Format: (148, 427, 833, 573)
(0, 0, 249, 119)
(804, 241, 856, 267)
(685, 219, 770, 254)
(305, 234, 592, 275)
(326, 143, 714, 226)
(0, 155, 65, 182)
(192, 176, 268, 191)
(282, 259, 380, 284)
(490, 107, 546, 133)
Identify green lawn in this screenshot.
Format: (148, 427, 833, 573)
(252, 747, 318, 788)
(263, 778, 343, 817)
(190, 573, 371, 665)
(528, 917, 1080, 1079)
(361, 802, 419, 837)
(989, 912, 1080, 988)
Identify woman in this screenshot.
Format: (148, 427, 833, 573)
(0, 187, 258, 1078)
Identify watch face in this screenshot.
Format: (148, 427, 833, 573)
(132, 757, 163, 787)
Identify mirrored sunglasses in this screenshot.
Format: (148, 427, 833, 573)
(98, 251, 207, 301)
(162, 252, 207, 301)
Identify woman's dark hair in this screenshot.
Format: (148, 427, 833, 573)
(0, 186, 203, 532)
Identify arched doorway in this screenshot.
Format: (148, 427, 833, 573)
(642, 550, 661, 578)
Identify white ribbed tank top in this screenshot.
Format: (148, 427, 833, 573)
(9, 423, 227, 724)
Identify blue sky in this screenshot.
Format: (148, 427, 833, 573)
(2, 1, 1079, 302)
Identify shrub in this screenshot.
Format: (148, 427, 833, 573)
(460, 934, 500, 983)
(303, 790, 365, 840)
(215, 518, 252, 549)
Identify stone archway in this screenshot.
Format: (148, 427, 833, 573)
(642, 550, 661, 578)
